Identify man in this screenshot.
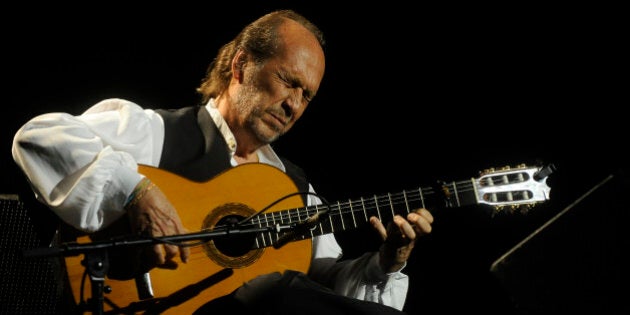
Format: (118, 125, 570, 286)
(12, 9, 433, 314)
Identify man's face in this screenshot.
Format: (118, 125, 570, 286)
(234, 21, 325, 145)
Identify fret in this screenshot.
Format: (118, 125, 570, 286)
(360, 197, 368, 221)
(373, 195, 382, 221)
(452, 181, 461, 207)
(391, 191, 412, 219)
(285, 208, 292, 224)
(297, 206, 309, 222)
(254, 213, 262, 248)
(336, 201, 344, 231)
(278, 210, 287, 240)
(254, 237, 261, 249)
(339, 200, 352, 231)
(410, 190, 417, 214)
(265, 212, 275, 245)
(277, 209, 290, 243)
(268, 211, 278, 245)
(327, 204, 335, 234)
(314, 204, 324, 236)
(257, 213, 271, 247)
(273, 211, 282, 238)
(403, 190, 410, 215)
(419, 187, 425, 209)
(349, 199, 357, 228)
(303, 207, 315, 239)
(388, 193, 395, 219)
(319, 204, 334, 235)
(276, 210, 283, 223)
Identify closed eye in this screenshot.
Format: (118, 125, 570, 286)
(278, 71, 314, 103)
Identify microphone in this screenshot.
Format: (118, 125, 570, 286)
(273, 209, 330, 249)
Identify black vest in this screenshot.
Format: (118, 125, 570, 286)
(155, 106, 309, 203)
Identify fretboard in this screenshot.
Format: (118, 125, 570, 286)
(243, 179, 478, 249)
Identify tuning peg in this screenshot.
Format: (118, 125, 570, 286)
(534, 164, 557, 181)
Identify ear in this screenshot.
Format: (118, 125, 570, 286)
(231, 49, 248, 83)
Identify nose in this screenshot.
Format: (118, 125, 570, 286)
(282, 88, 304, 117)
(281, 101, 295, 119)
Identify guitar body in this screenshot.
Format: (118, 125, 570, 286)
(65, 163, 311, 314)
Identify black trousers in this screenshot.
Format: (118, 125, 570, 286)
(193, 270, 406, 315)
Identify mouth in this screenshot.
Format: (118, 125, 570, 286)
(265, 111, 287, 131)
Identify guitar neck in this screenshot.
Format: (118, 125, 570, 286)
(243, 164, 553, 248)
(245, 180, 474, 247)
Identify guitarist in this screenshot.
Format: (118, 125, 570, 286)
(12, 9, 434, 314)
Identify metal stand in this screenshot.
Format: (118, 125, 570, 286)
(83, 250, 109, 315)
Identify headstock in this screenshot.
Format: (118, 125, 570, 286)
(474, 163, 555, 213)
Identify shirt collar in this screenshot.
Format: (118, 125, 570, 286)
(204, 99, 285, 172)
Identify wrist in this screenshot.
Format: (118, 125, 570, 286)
(124, 177, 155, 209)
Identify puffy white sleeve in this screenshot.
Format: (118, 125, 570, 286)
(11, 98, 165, 232)
(307, 185, 409, 311)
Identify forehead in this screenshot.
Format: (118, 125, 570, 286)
(274, 20, 325, 89)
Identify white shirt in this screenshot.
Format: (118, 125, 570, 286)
(11, 98, 409, 310)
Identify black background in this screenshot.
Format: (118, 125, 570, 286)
(2, 2, 626, 314)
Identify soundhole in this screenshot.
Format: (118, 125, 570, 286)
(213, 214, 256, 257)
(201, 203, 264, 269)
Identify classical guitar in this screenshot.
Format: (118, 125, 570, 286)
(64, 163, 554, 314)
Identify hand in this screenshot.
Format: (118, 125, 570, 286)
(370, 208, 434, 273)
(125, 181, 191, 271)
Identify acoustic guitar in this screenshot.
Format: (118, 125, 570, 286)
(64, 163, 554, 314)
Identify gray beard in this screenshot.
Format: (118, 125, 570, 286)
(236, 84, 282, 145)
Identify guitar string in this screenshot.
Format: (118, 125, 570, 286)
(240, 188, 445, 247)
(173, 187, 439, 247)
(245, 174, 533, 230)
(246, 178, 478, 227)
(243, 189, 440, 231)
(190, 178, 477, 233)
(248, 189, 439, 228)
(163, 175, 529, 247)
(210, 170, 535, 231)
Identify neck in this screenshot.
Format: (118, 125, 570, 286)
(213, 95, 263, 164)
(234, 152, 259, 164)
(232, 128, 265, 164)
